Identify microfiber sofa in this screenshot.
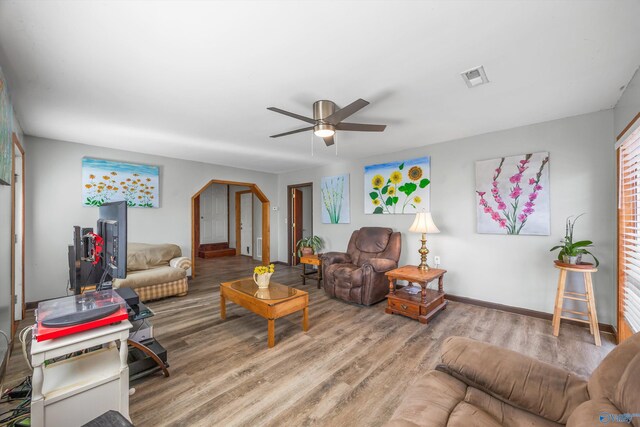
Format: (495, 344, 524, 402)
(386, 333, 640, 427)
(113, 243, 191, 302)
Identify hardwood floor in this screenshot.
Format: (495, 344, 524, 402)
(4, 256, 615, 426)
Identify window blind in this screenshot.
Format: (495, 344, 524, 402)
(619, 125, 640, 334)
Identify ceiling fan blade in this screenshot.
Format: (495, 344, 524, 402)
(270, 126, 314, 138)
(323, 135, 335, 146)
(336, 123, 387, 132)
(267, 107, 316, 124)
(325, 99, 370, 125)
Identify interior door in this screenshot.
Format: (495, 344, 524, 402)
(240, 192, 252, 256)
(292, 188, 303, 265)
(14, 154, 22, 321)
(200, 185, 228, 244)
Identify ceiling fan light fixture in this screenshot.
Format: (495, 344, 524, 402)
(314, 124, 335, 138)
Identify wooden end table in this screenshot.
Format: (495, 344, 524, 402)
(385, 266, 447, 324)
(300, 254, 323, 288)
(220, 278, 309, 348)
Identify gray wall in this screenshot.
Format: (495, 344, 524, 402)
(277, 110, 617, 324)
(300, 185, 313, 239)
(615, 68, 640, 138)
(253, 193, 262, 261)
(0, 167, 12, 363)
(0, 110, 24, 371)
(26, 136, 279, 303)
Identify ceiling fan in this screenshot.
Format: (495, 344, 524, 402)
(267, 99, 386, 146)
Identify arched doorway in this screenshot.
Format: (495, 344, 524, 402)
(191, 179, 270, 278)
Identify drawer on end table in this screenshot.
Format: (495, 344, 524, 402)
(386, 297, 420, 318)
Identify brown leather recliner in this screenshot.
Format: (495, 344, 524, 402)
(321, 227, 401, 306)
(386, 332, 640, 427)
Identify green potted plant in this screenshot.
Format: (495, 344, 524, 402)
(296, 235, 323, 257)
(550, 214, 599, 266)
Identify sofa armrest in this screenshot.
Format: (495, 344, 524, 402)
(170, 256, 191, 270)
(436, 336, 589, 424)
(362, 258, 397, 273)
(321, 252, 351, 265)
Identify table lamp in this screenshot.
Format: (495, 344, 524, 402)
(409, 211, 440, 271)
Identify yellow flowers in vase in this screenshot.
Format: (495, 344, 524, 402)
(253, 264, 275, 289)
(254, 264, 275, 275)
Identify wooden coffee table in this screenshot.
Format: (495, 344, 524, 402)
(385, 265, 447, 324)
(220, 278, 309, 348)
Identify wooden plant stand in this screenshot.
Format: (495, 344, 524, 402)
(300, 254, 323, 288)
(552, 264, 601, 346)
(385, 266, 447, 324)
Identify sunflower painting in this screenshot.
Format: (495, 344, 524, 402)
(364, 156, 430, 214)
(82, 158, 159, 208)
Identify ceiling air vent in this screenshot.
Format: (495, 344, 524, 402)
(461, 66, 489, 88)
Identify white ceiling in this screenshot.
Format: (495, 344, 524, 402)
(0, 0, 639, 173)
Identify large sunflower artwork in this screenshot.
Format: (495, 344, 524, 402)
(364, 156, 430, 214)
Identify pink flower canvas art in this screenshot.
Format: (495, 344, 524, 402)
(475, 152, 550, 235)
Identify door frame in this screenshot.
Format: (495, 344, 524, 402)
(287, 182, 313, 266)
(11, 133, 25, 334)
(191, 179, 270, 277)
(235, 190, 254, 257)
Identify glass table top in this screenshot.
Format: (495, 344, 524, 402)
(230, 279, 297, 300)
(129, 301, 154, 321)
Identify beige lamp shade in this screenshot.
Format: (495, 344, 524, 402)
(409, 212, 440, 234)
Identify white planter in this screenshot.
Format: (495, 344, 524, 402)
(253, 272, 273, 289)
(562, 254, 582, 264)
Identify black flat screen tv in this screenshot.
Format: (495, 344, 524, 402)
(68, 201, 128, 294)
(97, 201, 127, 281)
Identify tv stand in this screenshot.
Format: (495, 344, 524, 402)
(125, 300, 170, 380)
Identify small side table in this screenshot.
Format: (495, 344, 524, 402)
(300, 254, 323, 289)
(552, 264, 601, 346)
(385, 266, 447, 324)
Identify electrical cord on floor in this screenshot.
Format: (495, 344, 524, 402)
(0, 398, 30, 426)
(0, 377, 31, 427)
(1, 377, 31, 403)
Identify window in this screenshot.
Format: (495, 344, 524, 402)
(618, 124, 640, 342)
